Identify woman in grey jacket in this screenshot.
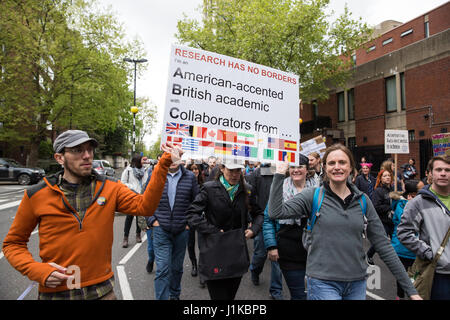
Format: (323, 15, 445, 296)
(268, 144, 421, 300)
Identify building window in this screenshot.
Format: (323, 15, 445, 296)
(401, 29, 413, 37)
(368, 45, 376, 52)
(408, 130, 415, 142)
(385, 76, 397, 112)
(400, 72, 406, 110)
(312, 100, 318, 120)
(351, 54, 356, 66)
(347, 89, 355, 120)
(424, 21, 429, 38)
(337, 92, 345, 122)
(348, 137, 356, 150)
(382, 38, 393, 46)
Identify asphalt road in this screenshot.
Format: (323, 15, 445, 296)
(0, 179, 400, 301)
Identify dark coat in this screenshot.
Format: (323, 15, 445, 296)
(186, 179, 263, 237)
(372, 184, 393, 226)
(145, 165, 199, 234)
(354, 173, 376, 200)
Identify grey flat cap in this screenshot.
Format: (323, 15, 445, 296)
(223, 158, 245, 170)
(53, 130, 98, 153)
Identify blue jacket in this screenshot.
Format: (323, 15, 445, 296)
(391, 196, 416, 260)
(262, 205, 280, 250)
(145, 165, 199, 234)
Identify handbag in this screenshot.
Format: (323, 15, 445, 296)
(198, 206, 250, 281)
(408, 226, 450, 300)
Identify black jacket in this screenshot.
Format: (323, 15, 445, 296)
(372, 184, 393, 225)
(186, 179, 263, 237)
(354, 173, 375, 200)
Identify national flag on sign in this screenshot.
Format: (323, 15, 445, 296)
(232, 145, 258, 157)
(215, 143, 232, 155)
(189, 126, 208, 139)
(283, 140, 297, 151)
(166, 122, 190, 136)
(182, 137, 199, 152)
(268, 137, 279, 149)
(166, 136, 182, 147)
(200, 140, 214, 147)
(236, 132, 255, 145)
(217, 129, 237, 143)
(263, 149, 274, 160)
(278, 151, 296, 163)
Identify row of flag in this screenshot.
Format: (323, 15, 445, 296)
(166, 122, 298, 152)
(167, 136, 296, 162)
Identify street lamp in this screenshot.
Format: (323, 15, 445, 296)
(123, 57, 148, 155)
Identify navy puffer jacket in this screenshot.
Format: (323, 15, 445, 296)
(145, 166, 199, 234)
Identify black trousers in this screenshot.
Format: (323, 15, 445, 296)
(187, 228, 197, 263)
(206, 277, 242, 300)
(123, 215, 141, 237)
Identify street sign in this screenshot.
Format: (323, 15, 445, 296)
(384, 130, 409, 154)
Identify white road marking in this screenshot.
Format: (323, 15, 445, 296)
(118, 233, 147, 265)
(117, 265, 134, 300)
(0, 200, 21, 211)
(366, 290, 385, 300)
(17, 283, 36, 300)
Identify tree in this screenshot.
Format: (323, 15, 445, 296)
(176, 0, 372, 102)
(0, 0, 156, 165)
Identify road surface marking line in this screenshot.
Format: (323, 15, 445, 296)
(118, 233, 147, 265)
(17, 283, 36, 300)
(0, 200, 21, 210)
(117, 265, 134, 300)
(366, 291, 385, 300)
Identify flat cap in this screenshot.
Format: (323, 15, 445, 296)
(53, 130, 98, 153)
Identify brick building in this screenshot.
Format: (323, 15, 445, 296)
(301, 2, 450, 178)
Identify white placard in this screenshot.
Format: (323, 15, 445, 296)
(385, 130, 409, 154)
(161, 44, 300, 164)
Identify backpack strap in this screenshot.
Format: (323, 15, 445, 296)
(307, 187, 324, 232)
(357, 194, 367, 216)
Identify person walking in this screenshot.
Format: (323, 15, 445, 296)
(121, 154, 150, 248)
(247, 163, 284, 300)
(268, 144, 421, 300)
(145, 157, 199, 300)
(186, 159, 264, 300)
(307, 152, 323, 186)
(366, 169, 395, 265)
(265, 154, 317, 300)
(390, 179, 420, 299)
(185, 162, 206, 287)
(398, 155, 450, 300)
(354, 162, 375, 200)
(2, 130, 179, 300)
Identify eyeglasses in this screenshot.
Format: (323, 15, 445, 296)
(64, 146, 95, 156)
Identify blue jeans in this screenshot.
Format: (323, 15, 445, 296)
(250, 232, 283, 299)
(282, 269, 306, 300)
(153, 227, 189, 300)
(306, 276, 367, 300)
(146, 228, 154, 263)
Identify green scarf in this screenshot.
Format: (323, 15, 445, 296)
(220, 175, 240, 201)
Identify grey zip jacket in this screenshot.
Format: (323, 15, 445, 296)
(268, 173, 418, 296)
(397, 185, 450, 274)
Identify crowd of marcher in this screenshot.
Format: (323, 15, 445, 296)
(2, 129, 449, 301)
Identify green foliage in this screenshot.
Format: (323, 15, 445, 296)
(176, 0, 372, 102)
(147, 135, 162, 160)
(0, 0, 156, 164)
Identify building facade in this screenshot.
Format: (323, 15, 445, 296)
(301, 2, 450, 177)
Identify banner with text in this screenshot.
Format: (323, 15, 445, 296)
(161, 44, 300, 164)
(432, 133, 450, 156)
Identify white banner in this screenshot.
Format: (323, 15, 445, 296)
(161, 44, 300, 164)
(385, 130, 409, 154)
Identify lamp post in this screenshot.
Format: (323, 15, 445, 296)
(123, 57, 148, 155)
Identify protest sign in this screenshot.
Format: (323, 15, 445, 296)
(299, 135, 327, 158)
(385, 130, 409, 154)
(432, 133, 450, 156)
(161, 44, 300, 164)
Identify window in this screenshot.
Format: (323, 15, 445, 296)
(337, 92, 345, 122)
(348, 137, 356, 150)
(408, 130, 415, 142)
(401, 29, 413, 37)
(424, 21, 429, 38)
(347, 89, 355, 120)
(312, 100, 318, 120)
(382, 38, 393, 46)
(368, 45, 376, 52)
(400, 72, 406, 110)
(351, 54, 356, 66)
(385, 76, 397, 112)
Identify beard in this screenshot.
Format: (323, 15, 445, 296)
(64, 158, 92, 180)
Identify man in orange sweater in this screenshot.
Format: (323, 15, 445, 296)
(2, 130, 182, 300)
